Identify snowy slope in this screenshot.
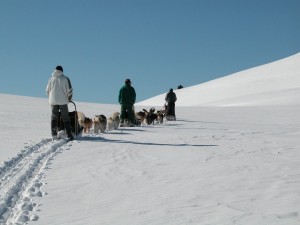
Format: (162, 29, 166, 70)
(0, 53, 300, 225)
(137, 53, 300, 106)
(0, 96, 299, 225)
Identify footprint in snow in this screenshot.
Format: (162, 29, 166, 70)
(21, 202, 34, 211)
(30, 214, 39, 221)
(18, 214, 29, 223)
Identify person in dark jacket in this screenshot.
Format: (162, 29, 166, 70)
(118, 79, 136, 126)
(165, 88, 177, 120)
(46, 65, 74, 141)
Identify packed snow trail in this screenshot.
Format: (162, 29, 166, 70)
(0, 138, 72, 224)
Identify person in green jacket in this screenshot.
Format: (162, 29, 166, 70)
(118, 79, 136, 126)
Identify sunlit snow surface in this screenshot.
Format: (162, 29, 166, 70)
(0, 53, 299, 224)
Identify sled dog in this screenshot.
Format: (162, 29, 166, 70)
(107, 112, 120, 131)
(82, 117, 93, 133)
(93, 115, 107, 133)
(77, 112, 93, 133)
(77, 112, 86, 126)
(156, 110, 165, 124)
(143, 107, 158, 125)
(136, 111, 146, 125)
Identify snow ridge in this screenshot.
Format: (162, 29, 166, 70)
(137, 53, 300, 106)
(0, 139, 72, 224)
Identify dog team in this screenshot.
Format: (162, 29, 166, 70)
(77, 107, 167, 135)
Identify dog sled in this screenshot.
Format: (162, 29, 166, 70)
(57, 101, 83, 138)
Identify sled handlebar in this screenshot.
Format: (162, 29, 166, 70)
(69, 101, 78, 135)
(69, 101, 77, 111)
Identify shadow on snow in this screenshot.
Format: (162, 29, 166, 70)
(78, 136, 218, 148)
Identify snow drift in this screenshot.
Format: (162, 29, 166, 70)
(137, 53, 300, 106)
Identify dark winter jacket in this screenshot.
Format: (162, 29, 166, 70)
(165, 89, 177, 103)
(118, 84, 136, 105)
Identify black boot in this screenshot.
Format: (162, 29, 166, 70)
(64, 122, 74, 141)
(51, 119, 58, 140)
(67, 134, 74, 141)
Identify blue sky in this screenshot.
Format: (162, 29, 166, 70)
(1, 0, 299, 104)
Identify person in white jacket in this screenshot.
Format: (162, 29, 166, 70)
(46, 65, 74, 141)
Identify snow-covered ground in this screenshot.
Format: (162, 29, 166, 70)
(0, 53, 300, 225)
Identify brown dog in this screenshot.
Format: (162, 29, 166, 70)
(136, 111, 146, 125)
(77, 112, 93, 134)
(83, 117, 93, 133)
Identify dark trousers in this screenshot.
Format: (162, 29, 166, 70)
(120, 104, 134, 123)
(51, 105, 72, 136)
(166, 102, 175, 117)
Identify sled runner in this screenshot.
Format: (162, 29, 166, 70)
(166, 115, 176, 121)
(57, 101, 83, 137)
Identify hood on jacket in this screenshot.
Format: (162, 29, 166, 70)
(52, 70, 64, 77)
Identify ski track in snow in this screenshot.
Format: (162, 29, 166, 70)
(0, 138, 72, 224)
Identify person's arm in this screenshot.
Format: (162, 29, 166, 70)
(66, 77, 73, 101)
(46, 79, 51, 96)
(165, 93, 169, 102)
(132, 88, 136, 104)
(118, 88, 122, 104)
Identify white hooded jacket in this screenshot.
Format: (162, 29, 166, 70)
(46, 70, 73, 105)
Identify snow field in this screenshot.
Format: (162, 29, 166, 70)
(31, 106, 300, 225)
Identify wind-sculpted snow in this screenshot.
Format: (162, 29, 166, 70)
(0, 139, 72, 224)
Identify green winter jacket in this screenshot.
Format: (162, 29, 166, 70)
(118, 84, 136, 105)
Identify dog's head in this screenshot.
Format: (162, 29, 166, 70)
(157, 110, 164, 117)
(84, 117, 93, 127)
(114, 112, 120, 115)
(136, 111, 146, 120)
(136, 111, 145, 116)
(94, 115, 107, 124)
(99, 115, 107, 122)
(112, 112, 120, 119)
(93, 117, 100, 125)
(149, 107, 155, 114)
